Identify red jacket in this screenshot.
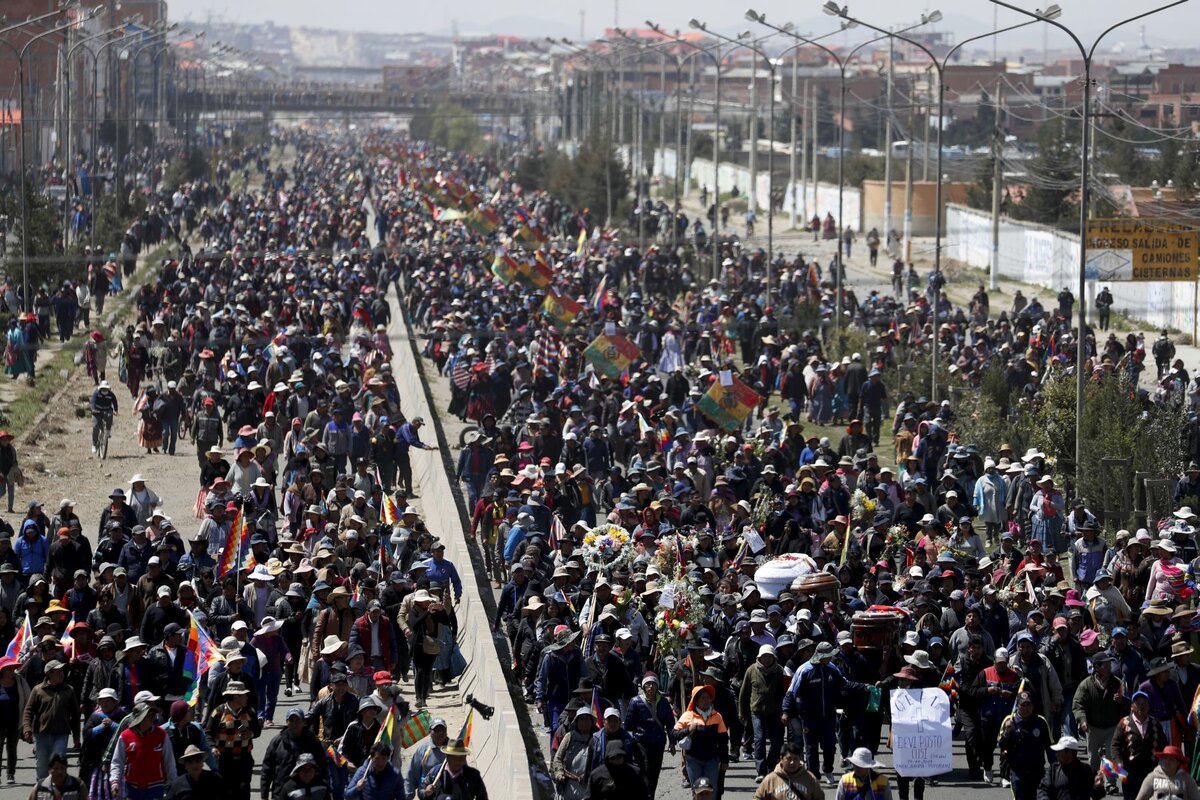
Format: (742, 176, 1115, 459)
(118, 725, 169, 789)
(351, 613, 396, 663)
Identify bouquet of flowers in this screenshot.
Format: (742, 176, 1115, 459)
(653, 578, 706, 655)
(850, 489, 876, 524)
(651, 531, 690, 576)
(882, 524, 909, 561)
(582, 523, 632, 565)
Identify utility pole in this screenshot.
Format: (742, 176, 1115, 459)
(903, 97, 915, 263)
(800, 80, 809, 226)
(789, 57, 797, 230)
(748, 57, 758, 215)
(990, 78, 1004, 290)
(811, 84, 818, 222)
(922, 89, 930, 182)
(883, 36, 894, 239)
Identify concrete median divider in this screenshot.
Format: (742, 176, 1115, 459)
(392, 310, 537, 800)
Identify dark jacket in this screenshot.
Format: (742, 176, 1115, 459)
(588, 761, 649, 800)
(261, 727, 328, 800)
(1036, 758, 1103, 800)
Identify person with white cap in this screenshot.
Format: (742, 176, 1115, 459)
(1037, 735, 1095, 800)
(552, 706, 596, 800)
(405, 715, 449, 796)
(739, 644, 786, 783)
(973, 457, 1008, 545)
(835, 747, 890, 800)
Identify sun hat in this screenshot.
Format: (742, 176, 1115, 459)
(848, 747, 885, 769)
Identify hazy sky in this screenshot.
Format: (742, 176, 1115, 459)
(170, 0, 1200, 49)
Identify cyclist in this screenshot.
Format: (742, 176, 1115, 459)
(90, 379, 119, 455)
(745, 207, 756, 238)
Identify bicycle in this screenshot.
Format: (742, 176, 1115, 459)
(94, 412, 113, 459)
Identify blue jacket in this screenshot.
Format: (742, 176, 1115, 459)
(624, 691, 675, 752)
(424, 557, 462, 601)
(14, 528, 48, 575)
(502, 524, 529, 563)
(536, 647, 583, 707)
(782, 660, 862, 721)
(345, 763, 405, 800)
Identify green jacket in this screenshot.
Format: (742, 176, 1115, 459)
(1072, 672, 1128, 730)
(738, 659, 785, 719)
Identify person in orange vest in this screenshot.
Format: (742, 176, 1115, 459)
(109, 701, 178, 800)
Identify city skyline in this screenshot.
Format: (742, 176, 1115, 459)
(169, 0, 1200, 50)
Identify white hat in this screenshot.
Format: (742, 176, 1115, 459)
(903, 631, 920, 647)
(615, 628, 634, 640)
(97, 688, 119, 701)
(994, 647, 1010, 662)
(1051, 735, 1084, 752)
(128, 474, 146, 483)
(231, 620, 249, 632)
(757, 644, 777, 659)
(848, 748, 885, 769)
(837, 631, 853, 645)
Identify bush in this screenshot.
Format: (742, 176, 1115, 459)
(1029, 372, 1186, 502)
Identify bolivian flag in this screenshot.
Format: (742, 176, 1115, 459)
(696, 374, 762, 432)
(491, 250, 522, 284)
(583, 333, 641, 380)
(542, 290, 582, 330)
(515, 251, 554, 290)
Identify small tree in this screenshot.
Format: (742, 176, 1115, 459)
(1029, 372, 1186, 502)
(1009, 116, 1079, 230)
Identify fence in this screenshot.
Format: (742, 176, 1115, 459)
(945, 203, 1197, 334)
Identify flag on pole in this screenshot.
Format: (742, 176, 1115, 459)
(591, 275, 608, 315)
(1099, 758, 1128, 784)
(400, 709, 433, 748)
(696, 375, 762, 432)
(4, 611, 32, 661)
(325, 744, 349, 769)
(542, 290, 582, 330)
(938, 662, 959, 701)
(549, 514, 567, 551)
(458, 709, 475, 747)
(182, 610, 224, 705)
(376, 703, 398, 751)
(575, 227, 588, 258)
(1189, 683, 1200, 727)
(59, 619, 78, 659)
(381, 492, 400, 526)
(839, 529, 853, 567)
(216, 507, 247, 578)
(1025, 570, 1038, 607)
(590, 687, 604, 730)
(582, 333, 640, 380)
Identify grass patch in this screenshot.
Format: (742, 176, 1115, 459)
(1, 241, 174, 437)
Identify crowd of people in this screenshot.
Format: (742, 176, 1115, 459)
(0, 132, 495, 800)
(0, 117, 1199, 800)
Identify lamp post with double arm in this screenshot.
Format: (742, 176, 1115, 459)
(984, 0, 1189, 484)
(823, 2, 1052, 403)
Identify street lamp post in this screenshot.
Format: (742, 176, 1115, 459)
(651, 25, 728, 283)
(10, 9, 102, 310)
(824, 2, 1046, 403)
(747, 10, 939, 342)
(61, 20, 144, 247)
(691, 24, 778, 302)
(986, 0, 1189, 483)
